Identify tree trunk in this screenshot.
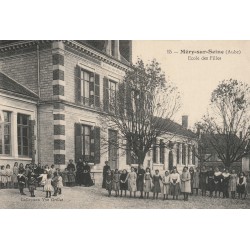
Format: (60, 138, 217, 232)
(137, 150, 146, 166)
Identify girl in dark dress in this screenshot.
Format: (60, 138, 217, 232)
(207, 167, 214, 197)
(106, 169, 112, 197)
(199, 166, 207, 196)
(189, 167, 194, 195)
(82, 161, 94, 187)
(102, 161, 111, 188)
(137, 164, 145, 198)
(75, 159, 84, 186)
(152, 169, 162, 200)
(119, 169, 128, 197)
(237, 172, 246, 199)
(221, 169, 230, 198)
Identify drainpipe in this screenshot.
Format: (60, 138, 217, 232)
(37, 44, 41, 163)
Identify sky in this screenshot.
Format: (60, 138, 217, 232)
(133, 41, 250, 128)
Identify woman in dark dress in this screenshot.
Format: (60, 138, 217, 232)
(221, 169, 230, 198)
(67, 159, 76, 187)
(207, 167, 214, 197)
(199, 166, 207, 196)
(237, 172, 246, 199)
(102, 161, 111, 188)
(189, 167, 195, 195)
(214, 167, 222, 198)
(76, 158, 84, 186)
(120, 169, 128, 197)
(82, 161, 94, 187)
(137, 164, 145, 198)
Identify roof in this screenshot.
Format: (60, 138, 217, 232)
(0, 72, 38, 100)
(154, 116, 198, 139)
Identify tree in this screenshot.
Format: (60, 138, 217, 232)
(100, 58, 181, 165)
(197, 79, 250, 168)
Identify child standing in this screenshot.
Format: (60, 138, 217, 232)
(12, 162, 19, 189)
(44, 174, 53, 198)
(152, 169, 162, 200)
(162, 171, 171, 200)
(52, 172, 59, 196)
(193, 168, 200, 195)
(181, 167, 191, 201)
(57, 173, 63, 195)
(17, 170, 27, 195)
(229, 169, 237, 199)
(125, 167, 137, 198)
(237, 172, 246, 199)
(106, 169, 113, 197)
(119, 169, 128, 197)
(170, 168, 180, 200)
(221, 169, 230, 198)
(38, 170, 48, 191)
(62, 168, 69, 187)
(144, 167, 152, 199)
(6, 164, 13, 189)
(112, 169, 120, 197)
(28, 171, 37, 197)
(0, 165, 7, 189)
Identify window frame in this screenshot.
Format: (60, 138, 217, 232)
(17, 113, 30, 157)
(81, 124, 92, 162)
(0, 111, 12, 155)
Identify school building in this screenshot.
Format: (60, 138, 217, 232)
(0, 40, 198, 172)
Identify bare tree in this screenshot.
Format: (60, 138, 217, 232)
(99, 58, 181, 165)
(197, 79, 250, 169)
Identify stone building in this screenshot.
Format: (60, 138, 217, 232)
(0, 40, 198, 171)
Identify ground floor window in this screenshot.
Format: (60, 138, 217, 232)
(17, 113, 30, 157)
(0, 111, 11, 155)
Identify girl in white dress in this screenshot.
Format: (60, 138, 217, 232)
(44, 174, 53, 198)
(5, 164, 13, 189)
(125, 167, 137, 198)
(57, 173, 63, 195)
(38, 170, 48, 191)
(170, 168, 180, 200)
(162, 171, 171, 200)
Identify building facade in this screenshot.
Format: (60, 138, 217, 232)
(0, 40, 198, 172)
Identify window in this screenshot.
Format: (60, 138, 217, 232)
(192, 145, 196, 165)
(103, 78, 117, 113)
(159, 139, 165, 164)
(188, 145, 191, 164)
(17, 114, 30, 157)
(176, 142, 180, 164)
(82, 125, 91, 161)
(182, 143, 186, 165)
(79, 69, 100, 108)
(0, 111, 11, 155)
(153, 144, 157, 163)
(109, 80, 117, 112)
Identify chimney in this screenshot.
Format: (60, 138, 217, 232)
(182, 115, 188, 129)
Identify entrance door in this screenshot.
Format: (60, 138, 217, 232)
(168, 151, 173, 171)
(108, 129, 118, 169)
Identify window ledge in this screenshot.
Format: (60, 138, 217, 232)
(0, 156, 32, 161)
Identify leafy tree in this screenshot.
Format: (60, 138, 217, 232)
(100, 58, 181, 165)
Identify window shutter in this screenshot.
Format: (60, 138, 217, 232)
(118, 82, 125, 116)
(28, 119, 36, 160)
(90, 127, 95, 162)
(126, 140, 131, 165)
(75, 123, 82, 163)
(94, 126, 101, 164)
(75, 65, 81, 104)
(94, 74, 100, 108)
(103, 77, 109, 112)
(89, 72, 95, 107)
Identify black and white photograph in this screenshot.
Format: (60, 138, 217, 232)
(0, 40, 250, 209)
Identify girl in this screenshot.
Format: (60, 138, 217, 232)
(57, 173, 63, 195)
(17, 170, 26, 195)
(6, 164, 13, 189)
(170, 168, 180, 200)
(112, 169, 120, 197)
(137, 164, 145, 199)
(245, 171, 250, 199)
(106, 169, 112, 197)
(199, 166, 207, 196)
(28, 171, 37, 197)
(52, 172, 59, 196)
(189, 167, 194, 195)
(0, 165, 7, 189)
(44, 174, 53, 198)
(229, 169, 237, 199)
(144, 167, 152, 199)
(237, 172, 246, 199)
(68, 165, 76, 187)
(181, 166, 191, 201)
(152, 169, 162, 199)
(162, 171, 170, 200)
(38, 170, 48, 191)
(125, 166, 137, 198)
(18, 163, 24, 174)
(62, 168, 69, 187)
(119, 169, 128, 197)
(193, 167, 200, 195)
(12, 162, 19, 189)
(207, 167, 214, 197)
(214, 167, 222, 198)
(221, 169, 230, 198)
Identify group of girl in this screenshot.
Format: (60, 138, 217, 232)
(104, 165, 250, 201)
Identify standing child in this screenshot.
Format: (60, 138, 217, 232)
(6, 164, 13, 189)
(181, 167, 191, 201)
(38, 170, 47, 191)
(119, 169, 128, 197)
(112, 169, 120, 197)
(221, 169, 230, 198)
(12, 162, 19, 189)
(207, 167, 214, 197)
(52, 172, 59, 196)
(162, 171, 171, 200)
(152, 169, 162, 200)
(125, 167, 137, 198)
(199, 166, 207, 196)
(28, 171, 37, 197)
(189, 167, 195, 195)
(229, 169, 237, 199)
(0, 165, 7, 189)
(62, 168, 69, 187)
(214, 167, 222, 198)
(144, 167, 152, 199)
(57, 173, 63, 195)
(44, 174, 53, 198)
(17, 170, 27, 195)
(193, 168, 200, 195)
(106, 169, 113, 197)
(244, 172, 250, 199)
(170, 168, 180, 200)
(237, 172, 246, 199)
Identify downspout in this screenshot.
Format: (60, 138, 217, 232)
(37, 44, 41, 163)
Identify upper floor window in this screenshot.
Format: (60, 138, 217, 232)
(76, 66, 100, 108)
(103, 78, 117, 113)
(17, 113, 30, 157)
(0, 111, 11, 155)
(159, 139, 165, 164)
